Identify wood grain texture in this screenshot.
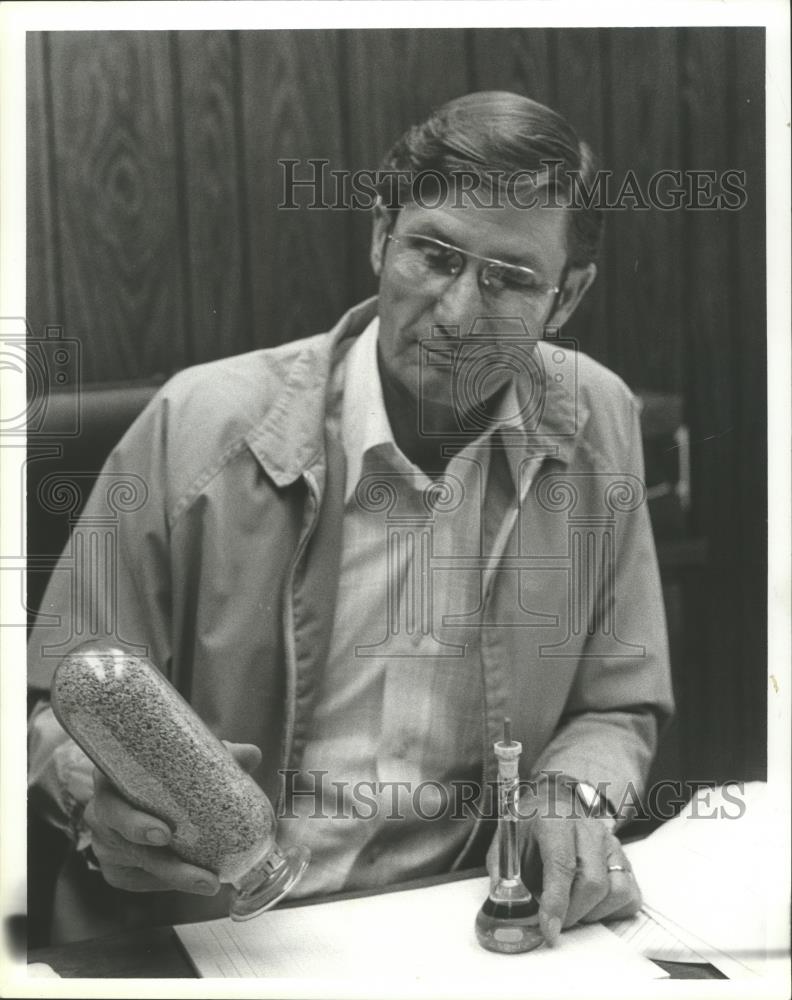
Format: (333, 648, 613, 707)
(239, 30, 350, 346)
(732, 29, 766, 779)
(26, 33, 62, 339)
(342, 28, 473, 304)
(175, 31, 252, 363)
(553, 28, 609, 367)
(345, 28, 472, 154)
(680, 27, 756, 781)
(601, 28, 685, 394)
(469, 29, 556, 106)
(48, 31, 187, 382)
(682, 28, 738, 555)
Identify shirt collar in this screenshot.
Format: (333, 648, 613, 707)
(341, 317, 392, 501)
(341, 318, 539, 501)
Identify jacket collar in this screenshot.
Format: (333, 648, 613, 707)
(245, 297, 586, 488)
(245, 297, 378, 488)
(514, 337, 585, 465)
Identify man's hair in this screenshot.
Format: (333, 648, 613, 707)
(376, 91, 603, 268)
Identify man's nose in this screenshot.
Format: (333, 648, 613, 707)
(431, 265, 485, 334)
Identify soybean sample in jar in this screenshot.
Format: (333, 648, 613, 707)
(51, 641, 309, 919)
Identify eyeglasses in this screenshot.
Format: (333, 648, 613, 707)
(385, 233, 560, 310)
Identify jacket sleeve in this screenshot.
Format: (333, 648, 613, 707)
(28, 701, 95, 846)
(530, 391, 675, 822)
(27, 390, 174, 837)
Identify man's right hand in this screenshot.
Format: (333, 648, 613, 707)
(82, 741, 262, 895)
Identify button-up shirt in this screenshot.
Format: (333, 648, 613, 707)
(280, 318, 548, 895)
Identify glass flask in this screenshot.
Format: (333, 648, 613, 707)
(51, 640, 309, 920)
(475, 720, 544, 953)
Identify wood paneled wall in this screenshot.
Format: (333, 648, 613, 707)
(27, 28, 767, 784)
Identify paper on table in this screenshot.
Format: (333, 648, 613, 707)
(623, 782, 790, 981)
(607, 907, 705, 963)
(175, 876, 668, 984)
(638, 904, 753, 982)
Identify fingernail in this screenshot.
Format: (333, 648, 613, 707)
(194, 879, 217, 895)
(146, 828, 168, 845)
(546, 917, 562, 945)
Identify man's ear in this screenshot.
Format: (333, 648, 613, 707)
(547, 263, 597, 329)
(370, 201, 392, 277)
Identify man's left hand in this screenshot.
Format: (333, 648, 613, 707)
(486, 776, 641, 947)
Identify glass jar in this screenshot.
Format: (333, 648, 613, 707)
(51, 640, 309, 920)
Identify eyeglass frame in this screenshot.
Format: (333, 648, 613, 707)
(384, 231, 569, 317)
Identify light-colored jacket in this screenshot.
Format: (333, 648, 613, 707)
(28, 296, 673, 938)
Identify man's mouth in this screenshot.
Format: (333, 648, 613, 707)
(431, 324, 459, 340)
(419, 341, 457, 366)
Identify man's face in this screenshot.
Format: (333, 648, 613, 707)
(370, 197, 595, 413)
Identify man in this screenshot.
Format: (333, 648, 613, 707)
(28, 91, 673, 945)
